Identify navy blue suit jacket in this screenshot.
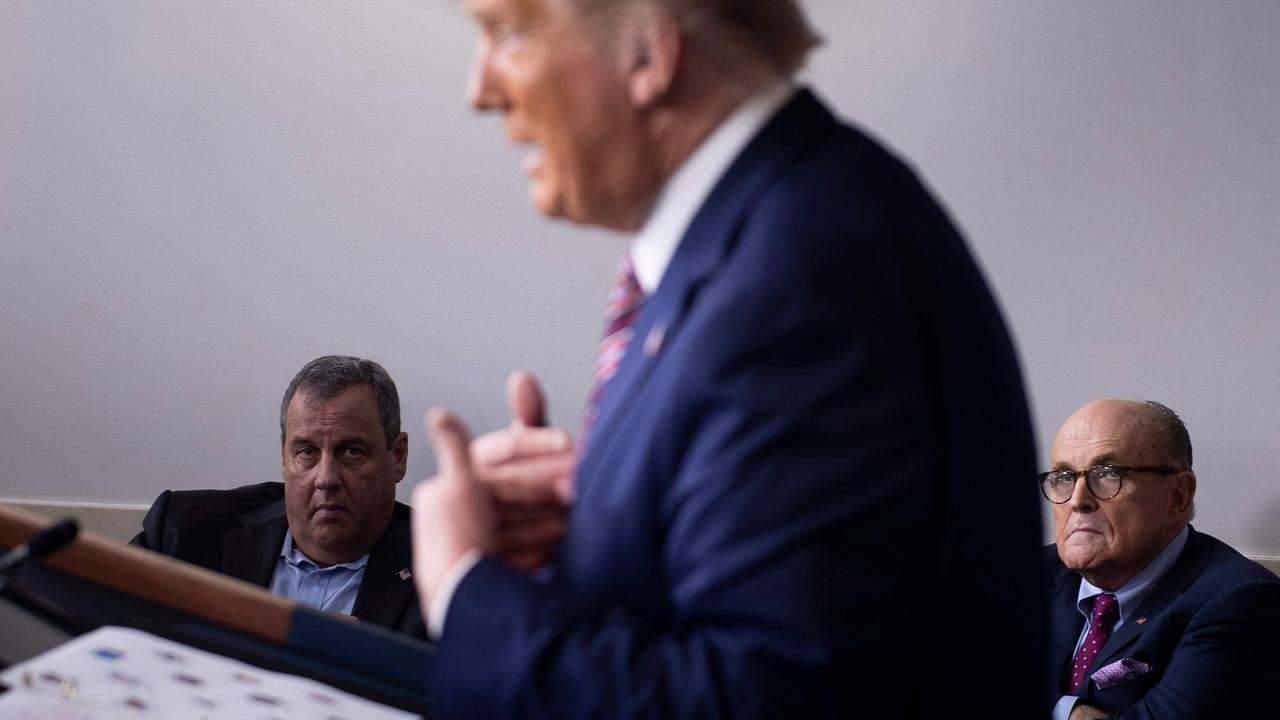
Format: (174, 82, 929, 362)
(1048, 527, 1280, 718)
(131, 481, 426, 640)
(433, 89, 1047, 717)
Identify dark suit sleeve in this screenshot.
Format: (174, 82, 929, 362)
(1114, 579, 1280, 719)
(129, 489, 173, 550)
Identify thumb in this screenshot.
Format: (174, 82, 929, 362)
(507, 369, 547, 428)
(426, 407, 473, 482)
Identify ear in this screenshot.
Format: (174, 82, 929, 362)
(1169, 470, 1196, 520)
(393, 431, 409, 482)
(620, 4, 681, 108)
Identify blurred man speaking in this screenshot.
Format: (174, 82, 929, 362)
(412, 1, 1046, 716)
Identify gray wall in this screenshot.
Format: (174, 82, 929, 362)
(2, 2, 1278, 556)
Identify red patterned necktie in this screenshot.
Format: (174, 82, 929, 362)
(1070, 592, 1119, 693)
(579, 254, 645, 452)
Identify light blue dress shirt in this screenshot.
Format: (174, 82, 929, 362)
(1051, 525, 1190, 720)
(268, 529, 368, 616)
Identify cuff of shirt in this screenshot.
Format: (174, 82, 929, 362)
(427, 549, 483, 640)
(1052, 694, 1079, 720)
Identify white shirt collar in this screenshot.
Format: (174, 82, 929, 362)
(629, 81, 796, 294)
(1076, 524, 1190, 624)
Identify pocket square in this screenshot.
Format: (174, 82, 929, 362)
(1092, 658, 1153, 689)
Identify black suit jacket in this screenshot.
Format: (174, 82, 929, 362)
(131, 481, 426, 640)
(1048, 526, 1280, 718)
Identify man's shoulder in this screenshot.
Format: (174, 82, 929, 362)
(745, 90, 927, 226)
(1187, 529, 1280, 591)
(148, 482, 285, 526)
(133, 482, 286, 554)
(733, 89, 985, 305)
(379, 500, 415, 541)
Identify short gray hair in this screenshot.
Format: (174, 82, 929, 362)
(279, 355, 401, 449)
(1144, 400, 1193, 470)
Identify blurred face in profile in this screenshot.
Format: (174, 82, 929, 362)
(1050, 400, 1193, 590)
(464, 0, 660, 230)
(281, 385, 407, 565)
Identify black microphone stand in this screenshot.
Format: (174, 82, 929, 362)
(0, 518, 87, 669)
(0, 518, 79, 597)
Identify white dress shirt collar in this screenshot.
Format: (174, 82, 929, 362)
(1076, 524, 1190, 626)
(629, 81, 796, 294)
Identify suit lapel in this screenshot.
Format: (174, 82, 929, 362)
(575, 89, 838, 491)
(1089, 529, 1210, 673)
(1048, 560, 1086, 692)
(352, 505, 415, 628)
(222, 501, 288, 587)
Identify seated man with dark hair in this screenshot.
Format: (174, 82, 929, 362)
(132, 355, 425, 639)
(1043, 399, 1280, 719)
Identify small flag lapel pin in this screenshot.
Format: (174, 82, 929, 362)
(644, 324, 666, 356)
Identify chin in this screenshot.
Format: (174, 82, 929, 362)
(1063, 549, 1104, 572)
(529, 182, 563, 217)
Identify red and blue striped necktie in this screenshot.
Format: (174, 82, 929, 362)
(580, 254, 645, 452)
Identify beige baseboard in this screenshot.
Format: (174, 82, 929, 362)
(2, 499, 148, 544)
(4, 498, 1280, 577)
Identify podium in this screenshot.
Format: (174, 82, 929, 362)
(0, 502, 431, 716)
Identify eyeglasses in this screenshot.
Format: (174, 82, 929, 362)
(1038, 464, 1180, 504)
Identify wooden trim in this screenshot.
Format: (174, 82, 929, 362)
(0, 502, 294, 643)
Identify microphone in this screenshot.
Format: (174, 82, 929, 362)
(0, 518, 80, 576)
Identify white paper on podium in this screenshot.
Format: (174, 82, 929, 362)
(0, 625, 418, 719)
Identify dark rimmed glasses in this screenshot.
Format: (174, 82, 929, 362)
(1038, 464, 1180, 504)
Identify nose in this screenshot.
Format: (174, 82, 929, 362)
(314, 452, 341, 491)
(466, 35, 502, 112)
(1065, 473, 1098, 512)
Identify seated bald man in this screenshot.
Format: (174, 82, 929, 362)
(132, 355, 425, 639)
(1043, 399, 1280, 719)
